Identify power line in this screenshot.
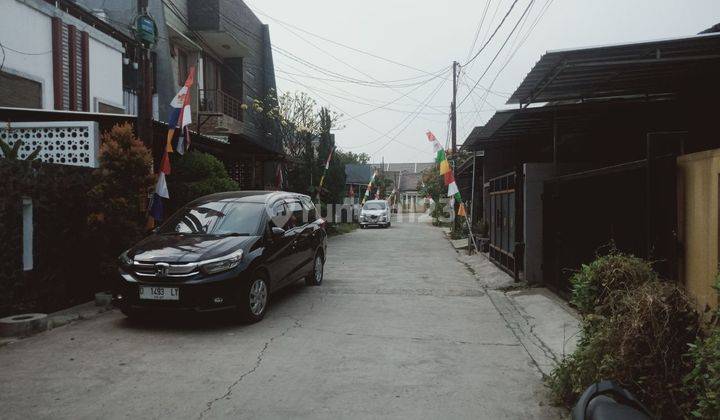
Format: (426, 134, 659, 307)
(465, 0, 493, 62)
(280, 71, 436, 156)
(458, 0, 535, 108)
(463, 0, 521, 66)
(460, 0, 554, 139)
(265, 14, 451, 113)
(245, 0, 449, 78)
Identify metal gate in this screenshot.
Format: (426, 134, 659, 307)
(542, 157, 677, 297)
(489, 172, 516, 274)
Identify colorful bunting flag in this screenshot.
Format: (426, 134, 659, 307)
(316, 146, 335, 201)
(458, 202, 467, 217)
(166, 67, 195, 155)
(447, 181, 459, 197)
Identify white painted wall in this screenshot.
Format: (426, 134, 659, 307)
(88, 37, 123, 111)
(0, 0, 55, 109)
(2, 0, 125, 111)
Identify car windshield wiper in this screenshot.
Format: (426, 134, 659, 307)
(213, 232, 250, 237)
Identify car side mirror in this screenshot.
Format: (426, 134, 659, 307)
(271, 226, 286, 237)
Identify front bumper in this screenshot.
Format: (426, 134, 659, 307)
(113, 268, 247, 313)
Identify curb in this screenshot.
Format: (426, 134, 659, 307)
(0, 300, 114, 345)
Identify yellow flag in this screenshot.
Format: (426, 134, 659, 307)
(458, 203, 467, 217)
(439, 159, 450, 175)
(166, 129, 175, 153)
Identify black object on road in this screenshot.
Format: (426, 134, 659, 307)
(572, 380, 653, 420)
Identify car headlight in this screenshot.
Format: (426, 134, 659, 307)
(119, 250, 133, 267)
(200, 249, 244, 274)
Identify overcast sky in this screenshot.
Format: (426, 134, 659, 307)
(246, 0, 719, 163)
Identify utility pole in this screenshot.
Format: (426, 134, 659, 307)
(451, 61, 460, 232)
(136, 0, 155, 163)
(451, 61, 458, 155)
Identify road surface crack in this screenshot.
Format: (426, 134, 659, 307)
(198, 319, 301, 419)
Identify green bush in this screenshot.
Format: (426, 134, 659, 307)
(169, 151, 238, 211)
(549, 281, 698, 418)
(684, 327, 720, 418)
(569, 250, 658, 315)
(682, 274, 720, 418)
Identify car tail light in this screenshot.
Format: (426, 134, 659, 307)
(319, 218, 328, 230)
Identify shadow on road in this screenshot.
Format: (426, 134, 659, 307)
(113, 281, 308, 333)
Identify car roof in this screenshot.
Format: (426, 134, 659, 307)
(191, 190, 311, 206)
(364, 200, 388, 204)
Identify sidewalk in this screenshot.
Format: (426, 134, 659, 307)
(436, 221, 581, 377)
(0, 300, 113, 347)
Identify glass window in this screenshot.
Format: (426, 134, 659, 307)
(285, 200, 305, 229)
(300, 197, 317, 221)
(363, 202, 386, 210)
(159, 200, 264, 236)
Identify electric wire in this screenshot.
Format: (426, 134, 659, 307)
(457, 0, 535, 108)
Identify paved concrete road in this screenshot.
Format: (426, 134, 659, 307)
(0, 218, 563, 419)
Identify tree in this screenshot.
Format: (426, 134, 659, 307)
(86, 123, 153, 286)
(168, 151, 239, 212)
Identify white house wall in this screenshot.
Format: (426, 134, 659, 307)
(1, 0, 55, 109)
(88, 37, 123, 111)
(2, 0, 125, 111)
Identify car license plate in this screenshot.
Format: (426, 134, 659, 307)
(139, 286, 179, 301)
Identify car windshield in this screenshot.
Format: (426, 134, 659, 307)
(363, 202, 386, 210)
(158, 200, 264, 236)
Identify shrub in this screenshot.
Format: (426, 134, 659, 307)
(569, 250, 658, 315)
(682, 274, 720, 418)
(684, 328, 720, 418)
(86, 123, 153, 288)
(549, 280, 699, 419)
(168, 151, 238, 211)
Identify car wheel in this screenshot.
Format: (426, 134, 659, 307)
(305, 253, 324, 286)
(238, 274, 269, 323)
(360, 224, 366, 229)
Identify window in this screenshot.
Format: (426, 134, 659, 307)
(51, 17, 89, 111)
(159, 200, 264, 236)
(22, 198, 33, 271)
(363, 202, 387, 210)
(270, 202, 290, 229)
(286, 200, 305, 229)
(300, 197, 317, 221)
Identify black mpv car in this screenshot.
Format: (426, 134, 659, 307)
(115, 191, 327, 323)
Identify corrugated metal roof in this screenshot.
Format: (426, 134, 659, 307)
(464, 97, 679, 148)
(507, 32, 720, 105)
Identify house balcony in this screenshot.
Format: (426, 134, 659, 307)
(187, 0, 249, 58)
(198, 88, 245, 134)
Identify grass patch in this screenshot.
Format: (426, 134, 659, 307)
(327, 223, 358, 236)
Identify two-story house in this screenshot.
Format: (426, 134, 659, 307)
(73, 0, 282, 189)
(0, 0, 130, 113)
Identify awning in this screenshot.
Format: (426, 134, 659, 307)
(507, 32, 720, 106)
(463, 97, 682, 149)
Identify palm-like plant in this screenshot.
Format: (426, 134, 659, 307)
(0, 137, 42, 161)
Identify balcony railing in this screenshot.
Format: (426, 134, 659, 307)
(199, 89, 244, 122)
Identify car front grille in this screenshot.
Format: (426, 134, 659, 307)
(132, 261, 200, 278)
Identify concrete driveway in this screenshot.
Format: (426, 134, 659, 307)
(0, 218, 563, 419)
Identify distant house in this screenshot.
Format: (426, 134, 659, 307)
(344, 162, 434, 211)
(344, 164, 374, 204)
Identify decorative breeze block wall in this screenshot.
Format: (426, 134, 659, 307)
(0, 121, 100, 168)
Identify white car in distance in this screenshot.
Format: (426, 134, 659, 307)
(359, 200, 391, 229)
